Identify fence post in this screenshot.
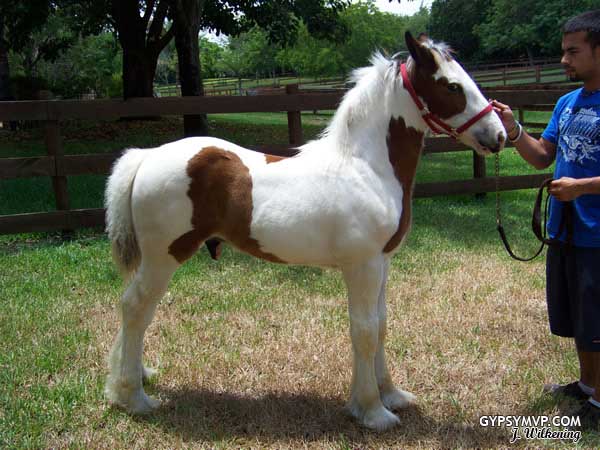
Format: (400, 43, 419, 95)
(41, 90, 71, 236)
(535, 66, 541, 83)
(286, 84, 304, 146)
(473, 151, 486, 199)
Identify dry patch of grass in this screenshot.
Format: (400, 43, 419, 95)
(30, 247, 587, 449)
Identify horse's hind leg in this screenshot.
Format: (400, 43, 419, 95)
(375, 258, 416, 411)
(105, 253, 177, 413)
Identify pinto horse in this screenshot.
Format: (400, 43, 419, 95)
(104, 32, 505, 431)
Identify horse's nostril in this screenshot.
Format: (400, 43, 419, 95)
(498, 131, 505, 144)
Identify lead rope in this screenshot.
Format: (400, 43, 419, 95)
(495, 153, 547, 261)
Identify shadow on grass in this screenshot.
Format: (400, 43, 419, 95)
(138, 386, 508, 446)
(410, 191, 543, 254)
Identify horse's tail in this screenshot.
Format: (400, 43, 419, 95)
(105, 148, 148, 281)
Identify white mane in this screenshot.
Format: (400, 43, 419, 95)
(299, 41, 455, 160)
(300, 52, 398, 159)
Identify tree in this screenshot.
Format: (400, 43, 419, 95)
(0, 1, 66, 99)
(109, 0, 174, 99)
(276, 22, 345, 77)
(37, 32, 122, 98)
(10, 9, 78, 79)
(156, 39, 179, 85)
(168, 0, 350, 136)
(169, 0, 206, 135)
(218, 27, 278, 82)
(199, 36, 224, 79)
(429, 0, 492, 62)
(0, 15, 10, 101)
(340, 1, 409, 70)
(474, 0, 596, 61)
(277, 1, 423, 78)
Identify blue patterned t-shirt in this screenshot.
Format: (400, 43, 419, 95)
(542, 88, 600, 247)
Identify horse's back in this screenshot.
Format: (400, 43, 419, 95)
(129, 137, 285, 262)
(127, 136, 401, 267)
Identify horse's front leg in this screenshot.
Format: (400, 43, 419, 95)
(342, 256, 400, 431)
(375, 257, 416, 411)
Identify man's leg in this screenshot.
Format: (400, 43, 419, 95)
(570, 246, 600, 430)
(579, 348, 596, 390)
(588, 352, 600, 402)
(544, 246, 592, 400)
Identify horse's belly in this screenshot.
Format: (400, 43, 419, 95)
(248, 169, 402, 266)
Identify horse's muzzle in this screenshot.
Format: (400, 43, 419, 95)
(477, 130, 505, 154)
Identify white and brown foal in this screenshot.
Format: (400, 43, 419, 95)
(104, 32, 505, 430)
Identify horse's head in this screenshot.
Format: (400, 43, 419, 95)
(400, 32, 505, 155)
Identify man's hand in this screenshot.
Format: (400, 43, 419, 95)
(548, 177, 583, 201)
(491, 99, 518, 133)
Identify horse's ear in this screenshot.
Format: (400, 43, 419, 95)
(405, 31, 436, 72)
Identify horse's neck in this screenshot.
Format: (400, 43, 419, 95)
(347, 89, 427, 175)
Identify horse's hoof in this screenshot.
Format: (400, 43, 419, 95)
(362, 406, 400, 431)
(381, 388, 416, 411)
(142, 365, 158, 382)
(127, 389, 160, 414)
(105, 378, 160, 414)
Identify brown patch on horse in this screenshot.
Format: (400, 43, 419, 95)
(383, 116, 425, 253)
(168, 146, 285, 264)
(265, 154, 287, 164)
(409, 51, 467, 119)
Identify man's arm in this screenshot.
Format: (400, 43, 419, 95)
(491, 99, 600, 201)
(548, 176, 600, 201)
(491, 100, 556, 170)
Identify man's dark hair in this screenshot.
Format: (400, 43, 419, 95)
(563, 10, 600, 48)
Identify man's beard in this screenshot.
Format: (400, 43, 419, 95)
(568, 73, 582, 82)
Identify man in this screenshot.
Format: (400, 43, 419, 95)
(492, 9, 600, 430)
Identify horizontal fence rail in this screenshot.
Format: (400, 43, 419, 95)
(0, 86, 568, 235)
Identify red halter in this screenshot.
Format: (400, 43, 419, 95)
(400, 63, 493, 139)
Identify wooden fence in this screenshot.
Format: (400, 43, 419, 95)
(0, 86, 568, 235)
(473, 64, 567, 86)
(465, 57, 560, 72)
(155, 58, 564, 98)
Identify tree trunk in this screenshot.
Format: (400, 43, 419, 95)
(0, 15, 12, 101)
(174, 22, 207, 136)
(121, 41, 159, 98)
(526, 46, 535, 67)
(172, 0, 208, 137)
(111, 0, 173, 100)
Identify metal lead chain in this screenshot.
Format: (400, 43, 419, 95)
(495, 153, 501, 227)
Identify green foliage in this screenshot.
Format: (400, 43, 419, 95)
(199, 36, 226, 79)
(156, 40, 179, 86)
(0, 1, 52, 52)
(474, 0, 596, 59)
(429, 0, 492, 61)
(339, 1, 408, 69)
(276, 23, 345, 77)
(35, 33, 122, 99)
(277, 1, 427, 78)
(217, 27, 279, 79)
(8, 7, 77, 78)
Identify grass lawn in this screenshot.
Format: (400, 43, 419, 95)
(1, 111, 597, 448)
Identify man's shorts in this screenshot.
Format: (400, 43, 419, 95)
(546, 244, 600, 352)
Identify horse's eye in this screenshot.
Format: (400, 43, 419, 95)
(447, 83, 461, 92)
